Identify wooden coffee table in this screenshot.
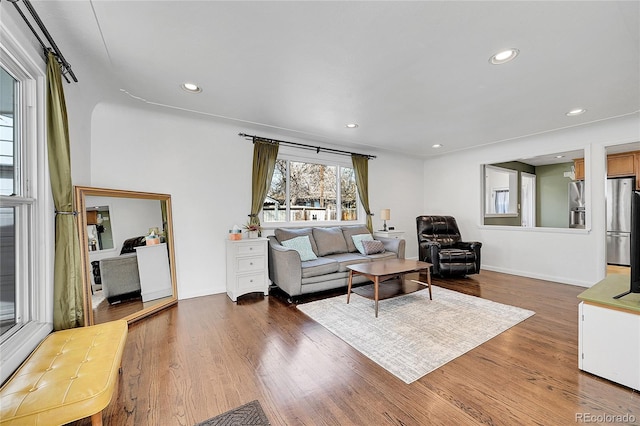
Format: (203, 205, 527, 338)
(347, 259, 433, 317)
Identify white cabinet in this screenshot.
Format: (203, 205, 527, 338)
(579, 302, 640, 391)
(226, 238, 269, 302)
(373, 230, 405, 239)
(135, 243, 173, 302)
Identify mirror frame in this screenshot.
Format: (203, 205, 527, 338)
(75, 186, 178, 325)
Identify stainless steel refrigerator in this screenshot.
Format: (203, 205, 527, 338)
(569, 181, 585, 228)
(606, 177, 635, 265)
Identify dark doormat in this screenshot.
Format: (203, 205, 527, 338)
(195, 400, 270, 426)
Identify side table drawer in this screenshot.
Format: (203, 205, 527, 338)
(236, 242, 266, 256)
(237, 256, 265, 273)
(237, 273, 267, 292)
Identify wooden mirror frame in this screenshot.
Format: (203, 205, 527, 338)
(75, 186, 178, 325)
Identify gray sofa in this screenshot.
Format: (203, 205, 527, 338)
(99, 254, 141, 304)
(268, 225, 405, 298)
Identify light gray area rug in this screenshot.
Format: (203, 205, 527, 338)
(297, 286, 535, 384)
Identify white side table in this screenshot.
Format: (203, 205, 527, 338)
(135, 243, 173, 302)
(373, 230, 405, 239)
(226, 238, 269, 302)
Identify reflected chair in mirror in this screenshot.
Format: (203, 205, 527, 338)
(100, 254, 141, 304)
(416, 215, 482, 277)
(96, 236, 146, 304)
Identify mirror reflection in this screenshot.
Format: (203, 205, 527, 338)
(75, 187, 178, 325)
(86, 205, 113, 251)
(483, 150, 585, 228)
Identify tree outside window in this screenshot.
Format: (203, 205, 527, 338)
(263, 158, 358, 223)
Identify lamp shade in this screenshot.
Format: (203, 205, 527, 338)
(380, 209, 391, 220)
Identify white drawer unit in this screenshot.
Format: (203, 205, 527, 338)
(373, 230, 405, 240)
(226, 238, 269, 302)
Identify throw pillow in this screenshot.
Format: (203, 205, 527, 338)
(274, 227, 319, 255)
(351, 233, 374, 255)
(362, 239, 385, 255)
(313, 227, 348, 256)
(281, 236, 318, 261)
(342, 225, 371, 252)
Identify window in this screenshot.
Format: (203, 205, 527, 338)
(0, 66, 20, 336)
(0, 27, 52, 384)
(263, 154, 359, 224)
(484, 165, 518, 217)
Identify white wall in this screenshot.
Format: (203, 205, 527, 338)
(87, 100, 424, 299)
(423, 113, 640, 287)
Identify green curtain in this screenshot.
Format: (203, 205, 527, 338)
(352, 154, 373, 233)
(250, 138, 279, 233)
(46, 52, 83, 330)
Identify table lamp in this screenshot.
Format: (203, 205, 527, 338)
(380, 209, 391, 231)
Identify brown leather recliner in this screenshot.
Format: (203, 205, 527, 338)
(416, 215, 482, 276)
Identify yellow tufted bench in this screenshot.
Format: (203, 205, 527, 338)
(0, 320, 128, 426)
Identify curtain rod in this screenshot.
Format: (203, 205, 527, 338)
(9, 0, 78, 83)
(238, 133, 376, 160)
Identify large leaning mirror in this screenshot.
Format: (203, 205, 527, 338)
(75, 186, 178, 325)
(482, 149, 586, 228)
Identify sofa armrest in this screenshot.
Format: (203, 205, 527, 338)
(377, 237, 405, 259)
(267, 236, 303, 297)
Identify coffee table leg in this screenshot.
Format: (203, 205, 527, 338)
(347, 270, 353, 304)
(374, 276, 379, 317)
(427, 268, 432, 300)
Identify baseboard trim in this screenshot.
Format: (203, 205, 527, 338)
(481, 265, 593, 287)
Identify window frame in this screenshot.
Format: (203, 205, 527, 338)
(0, 25, 53, 384)
(262, 147, 364, 227)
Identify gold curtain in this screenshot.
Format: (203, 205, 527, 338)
(250, 139, 279, 233)
(46, 52, 83, 330)
(351, 154, 373, 233)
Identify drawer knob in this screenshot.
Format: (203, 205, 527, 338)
(250, 279, 253, 283)
(250, 262, 253, 266)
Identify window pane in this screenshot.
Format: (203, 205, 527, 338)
(341, 167, 358, 221)
(0, 67, 17, 196)
(0, 207, 16, 336)
(289, 161, 337, 221)
(264, 159, 287, 222)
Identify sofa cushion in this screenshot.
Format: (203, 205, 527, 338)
(301, 257, 340, 278)
(341, 225, 372, 252)
(281, 236, 318, 261)
(362, 239, 385, 255)
(351, 233, 374, 254)
(324, 252, 371, 272)
(275, 228, 319, 255)
(313, 227, 348, 256)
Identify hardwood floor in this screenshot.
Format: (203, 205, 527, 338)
(69, 270, 639, 425)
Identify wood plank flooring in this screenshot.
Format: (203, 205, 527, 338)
(68, 270, 639, 425)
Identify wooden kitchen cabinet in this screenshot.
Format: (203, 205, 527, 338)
(573, 159, 584, 180)
(86, 210, 98, 224)
(607, 152, 635, 177)
(574, 150, 640, 185)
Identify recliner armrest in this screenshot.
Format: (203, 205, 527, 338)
(456, 241, 482, 251)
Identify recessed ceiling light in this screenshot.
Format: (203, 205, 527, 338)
(345, 123, 358, 128)
(566, 108, 586, 116)
(555, 155, 565, 159)
(181, 82, 202, 93)
(489, 48, 520, 65)
(432, 144, 443, 149)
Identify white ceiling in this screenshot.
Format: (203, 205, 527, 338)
(23, 1, 640, 159)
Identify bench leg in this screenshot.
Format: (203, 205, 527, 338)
(91, 412, 103, 426)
